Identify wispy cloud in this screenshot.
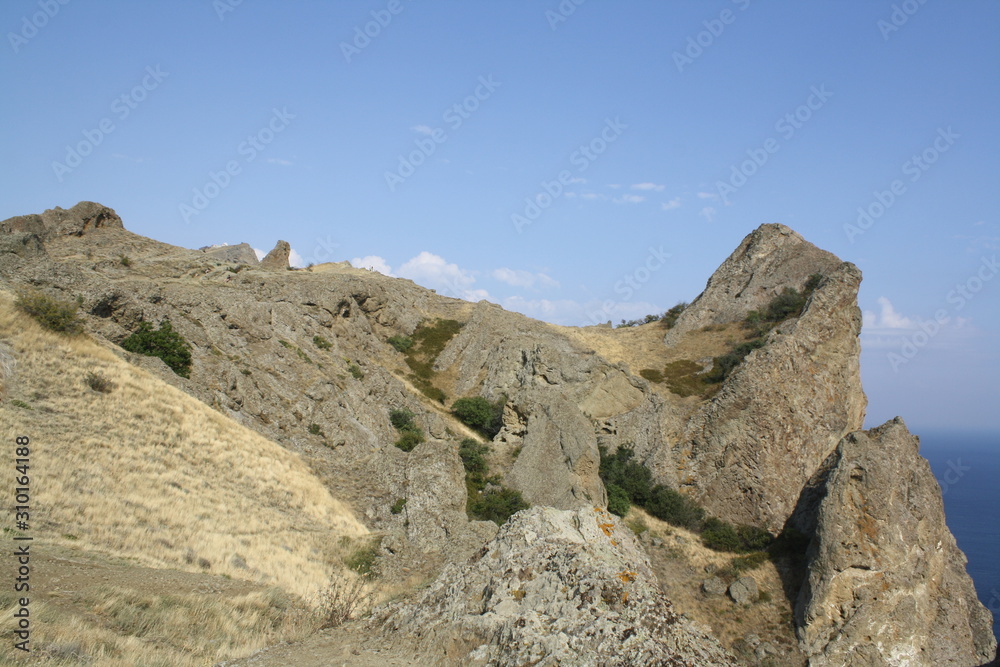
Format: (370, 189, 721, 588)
(492, 268, 559, 289)
(411, 125, 435, 135)
(699, 206, 717, 222)
(397, 251, 489, 302)
(267, 157, 293, 167)
(697, 191, 717, 199)
(662, 197, 681, 211)
(614, 194, 645, 204)
(631, 182, 665, 192)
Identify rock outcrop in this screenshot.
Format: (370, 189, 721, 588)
(669, 233, 867, 532)
(259, 239, 291, 270)
(373, 506, 737, 666)
(1, 201, 123, 240)
(201, 242, 259, 265)
(797, 418, 996, 666)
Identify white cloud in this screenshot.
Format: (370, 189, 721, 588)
(267, 157, 292, 166)
(607, 184, 621, 189)
(567, 176, 587, 184)
(350, 255, 395, 275)
(492, 268, 560, 289)
(662, 197, 681, 211)
(411, 125, 435, 135)
(253, 247, 266, 261)
(289, 248, 305, 268)
(397, 251, 489, 302)
(863, 296, 915, 330)
(697, 191, 717, 199)
(699, 206, 717, 222)
(580, 192, 606, 201)
(614, 194, 645, 204)
(631, 182, 665, 192)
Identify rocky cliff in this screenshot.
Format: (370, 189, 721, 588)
(1, 203, 993, 666)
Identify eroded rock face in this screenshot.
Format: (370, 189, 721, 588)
(797, 419, 996, 666)
(664, 223, 844, 344)
(259, 240, 291, 270)
(373, 506, 737, 666)
(673, 250, 867, 532)
(201, 242, 259, 265)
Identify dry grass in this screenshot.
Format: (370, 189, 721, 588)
(0, 581, 318, 666)
(0, 291, 367, 599)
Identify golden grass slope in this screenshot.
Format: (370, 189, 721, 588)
(0, 291, 366, 599)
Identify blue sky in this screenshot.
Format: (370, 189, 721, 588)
(2, 1, 998, 436)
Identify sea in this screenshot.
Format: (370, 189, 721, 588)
(918, 429, 1000, 645)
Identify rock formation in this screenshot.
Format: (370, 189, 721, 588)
(796, 418, 997, 665)
(373, 506, 737, 666)
(259, 239, 291, 270)
(0, 202, 993, 666)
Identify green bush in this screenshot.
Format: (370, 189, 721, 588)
(599, 446, 653, 507)
(15, 289, 83, 334)
(313, 335, 332, 350)
(737, 524, 774, 552)
(606, 484, 631, 517)
(387, 335, 413, 353)
(308, 423, 324, 436)
(452, 396, 505, 438)
(345, 538, 381, 577)
(706, 338, 765, 384)
(394, 430, 424, 452)
(85, 371, 114, 393)
(469, 487, 529, 526)
(121, 320, 192, 378)
(645, 484, 705, 529)
(347, 363, 364, 380)
(701, 517, 742, 552)
(661, 302, 688, 329)
(459, 438, 490, 484)
(389, 408, 416, 431)
(766, 287, 807, 322)
(390, 498, 407, 514)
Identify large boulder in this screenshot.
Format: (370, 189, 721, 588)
(373, 506, 737, 666)
(796, 419, 996, 666)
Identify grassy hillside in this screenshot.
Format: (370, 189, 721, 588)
(0, 290, 367, 596)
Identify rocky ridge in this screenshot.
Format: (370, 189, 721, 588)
(0, 202, 994, 665)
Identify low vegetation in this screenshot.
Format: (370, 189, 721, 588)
(312, 335, 332, 350)
(121, 320, 192, 378)
(616, 301, 688, 329)
(598, 446, 773, 552)
(390, 408, 425, 452)
(451, 395, 506, 439)
(85, 370, 115, 393)
(459, 437, 529, 525)
(399, 319, 463, 403)
(15, 288, 83, 334)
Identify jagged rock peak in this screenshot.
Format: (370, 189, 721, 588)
(373, 506, 737, 665)
(259, 240, 290, 270)
(1, 201, 123, 239)
(797, 417, 996, 666)
(200, 242, 260, 265)
(665, 223, 845, 343)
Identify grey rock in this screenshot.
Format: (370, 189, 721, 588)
(796, 418, 997, 666)
(677, 247, 867, 532)
(728, 576, 758, 605)
(373, 507, 737, 666)
(259, 240, 290, 270)
(201, 242, 259, 265)
(0, 232, 46, 258)
(702, 577, 727, 597)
